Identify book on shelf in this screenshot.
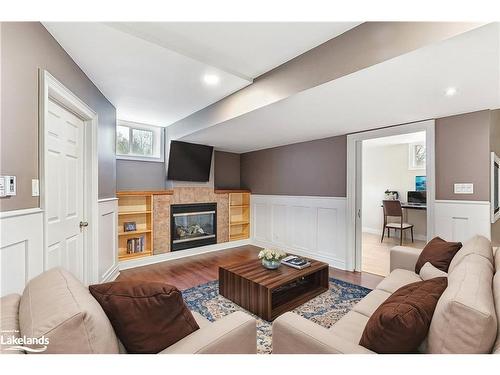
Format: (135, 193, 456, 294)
(126, 236, 145, 254)
(281, 255, 311, 269)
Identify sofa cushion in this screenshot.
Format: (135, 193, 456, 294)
(376, 269, 421, 294)
(352, 289, 391, 317)
(415, 237, 462, 274)
(192, 311, 211, 329)
(419, 262, 448, 281)
(89, 280, 199, 354)
(359, 277, 447, 354)
(329, 311, 369, 343)
(19, 268, 119, 354)
(0, 294, 23, 354)
(427, 255, 497, 353)
(448, 235, 493, 273)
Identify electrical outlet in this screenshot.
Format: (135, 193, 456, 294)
(32, 179, 40, 197)
(454, 183, 474, 194)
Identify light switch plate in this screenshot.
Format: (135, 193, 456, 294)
(454, 183, 474, 194)
(32, 179, 40, 197)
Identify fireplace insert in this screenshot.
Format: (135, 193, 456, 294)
(170, 203, 217, 251)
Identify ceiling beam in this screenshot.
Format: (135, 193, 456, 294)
(167, 22, 485, 140)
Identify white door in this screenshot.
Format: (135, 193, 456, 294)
(45, 99, 86, 282)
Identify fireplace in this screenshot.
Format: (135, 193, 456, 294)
(171, 203, 217, 251)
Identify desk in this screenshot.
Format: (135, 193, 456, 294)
(401, 204, 426, 228)
(381, 202, 426, 222)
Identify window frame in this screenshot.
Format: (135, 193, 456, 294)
(116, 120, 164, 162)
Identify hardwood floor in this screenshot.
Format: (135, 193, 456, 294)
(362, 232, 425, 276)
(118, 245, 383, 290)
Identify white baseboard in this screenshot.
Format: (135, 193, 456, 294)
(101, 264, 120, 282)
(118, 239, 252, 270)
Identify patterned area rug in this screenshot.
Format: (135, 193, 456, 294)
(182, 278, 371, 354)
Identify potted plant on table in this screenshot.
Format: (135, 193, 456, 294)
(258, 248, 287, 270)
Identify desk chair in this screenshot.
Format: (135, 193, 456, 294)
(381, 200, 414, 245)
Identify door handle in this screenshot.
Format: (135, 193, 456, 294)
(79, 221, 89, 229)
(357, 209, 361, 218)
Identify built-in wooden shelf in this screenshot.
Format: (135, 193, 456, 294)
(118, 210, 152, 216)
(229, 192, 250, 241)
(118, 229, 152, 236)
(117, 190, 173, 196)
(228, 233, 249, 241)
(230, 221, 249, 226)
(118, 250, 153, 261)
(215, 189, 251, 194)
(117, 191, 155, 261)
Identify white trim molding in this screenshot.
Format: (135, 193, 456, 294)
(434, 200, 491, 242)
(347, 120, 435, 271)
(39, 70, 99, 285)
(250, 194, 347, 269)
(0, 208, 44, 296)
(119, 239, 251, 271)
(98, 199, 119, 282)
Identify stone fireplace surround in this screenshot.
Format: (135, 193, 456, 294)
(153, 187, 229, 254)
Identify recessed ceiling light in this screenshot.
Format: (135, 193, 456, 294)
(202, 74, 220, 86)
(445, 87, 457, 97)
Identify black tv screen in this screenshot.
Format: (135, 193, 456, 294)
(167, 141, 214, 182)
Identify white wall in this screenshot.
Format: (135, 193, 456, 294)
(362, 142, 427, 239)
(251, 195, 347, 269)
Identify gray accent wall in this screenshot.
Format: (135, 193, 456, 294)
(240, 135, 347, 197)
(435, 110, 491, 201)
(0, 22, 117, 211)
(116, 160, 166, 191)
(214, 151, 240, 189)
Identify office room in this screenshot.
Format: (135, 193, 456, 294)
(361, 131, 428, 276)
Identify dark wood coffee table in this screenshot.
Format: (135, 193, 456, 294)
(219, 257, 329, 321)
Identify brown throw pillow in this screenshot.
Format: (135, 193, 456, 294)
(89, 280, 199, 354)
(415, 237, 462, 274)
(359, 277, 447, 353)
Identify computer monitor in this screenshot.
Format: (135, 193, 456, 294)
(408, 191, 426, 204)
(415, 176, 426, 191)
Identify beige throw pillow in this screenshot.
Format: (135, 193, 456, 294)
(427, 255, 497, 353)
(419, 262, 448, 281)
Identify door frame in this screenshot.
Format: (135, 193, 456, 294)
(39, 70, 99, 285)
(346, 120, 435, 272)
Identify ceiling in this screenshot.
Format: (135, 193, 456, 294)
(363, 132, 426, 148)
(181, 23, 500, 153)
(106, 22, 362, 80)
(43, 22, 360, 127)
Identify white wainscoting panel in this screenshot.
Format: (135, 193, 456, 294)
(434, 200, 491, 242)
(98, 198, 119, 282)
(251, 195, 347, 269)
(0, 208, 44, 296)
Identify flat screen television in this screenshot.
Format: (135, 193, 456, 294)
(167, 141, 214, 182)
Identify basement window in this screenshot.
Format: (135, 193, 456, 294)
(116, 120, 164, 162)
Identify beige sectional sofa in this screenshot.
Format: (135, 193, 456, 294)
(0, 268, 257, 354)
(273, 235, 500, 354)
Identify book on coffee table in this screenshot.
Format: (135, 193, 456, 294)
(281, 255, 311, 269)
